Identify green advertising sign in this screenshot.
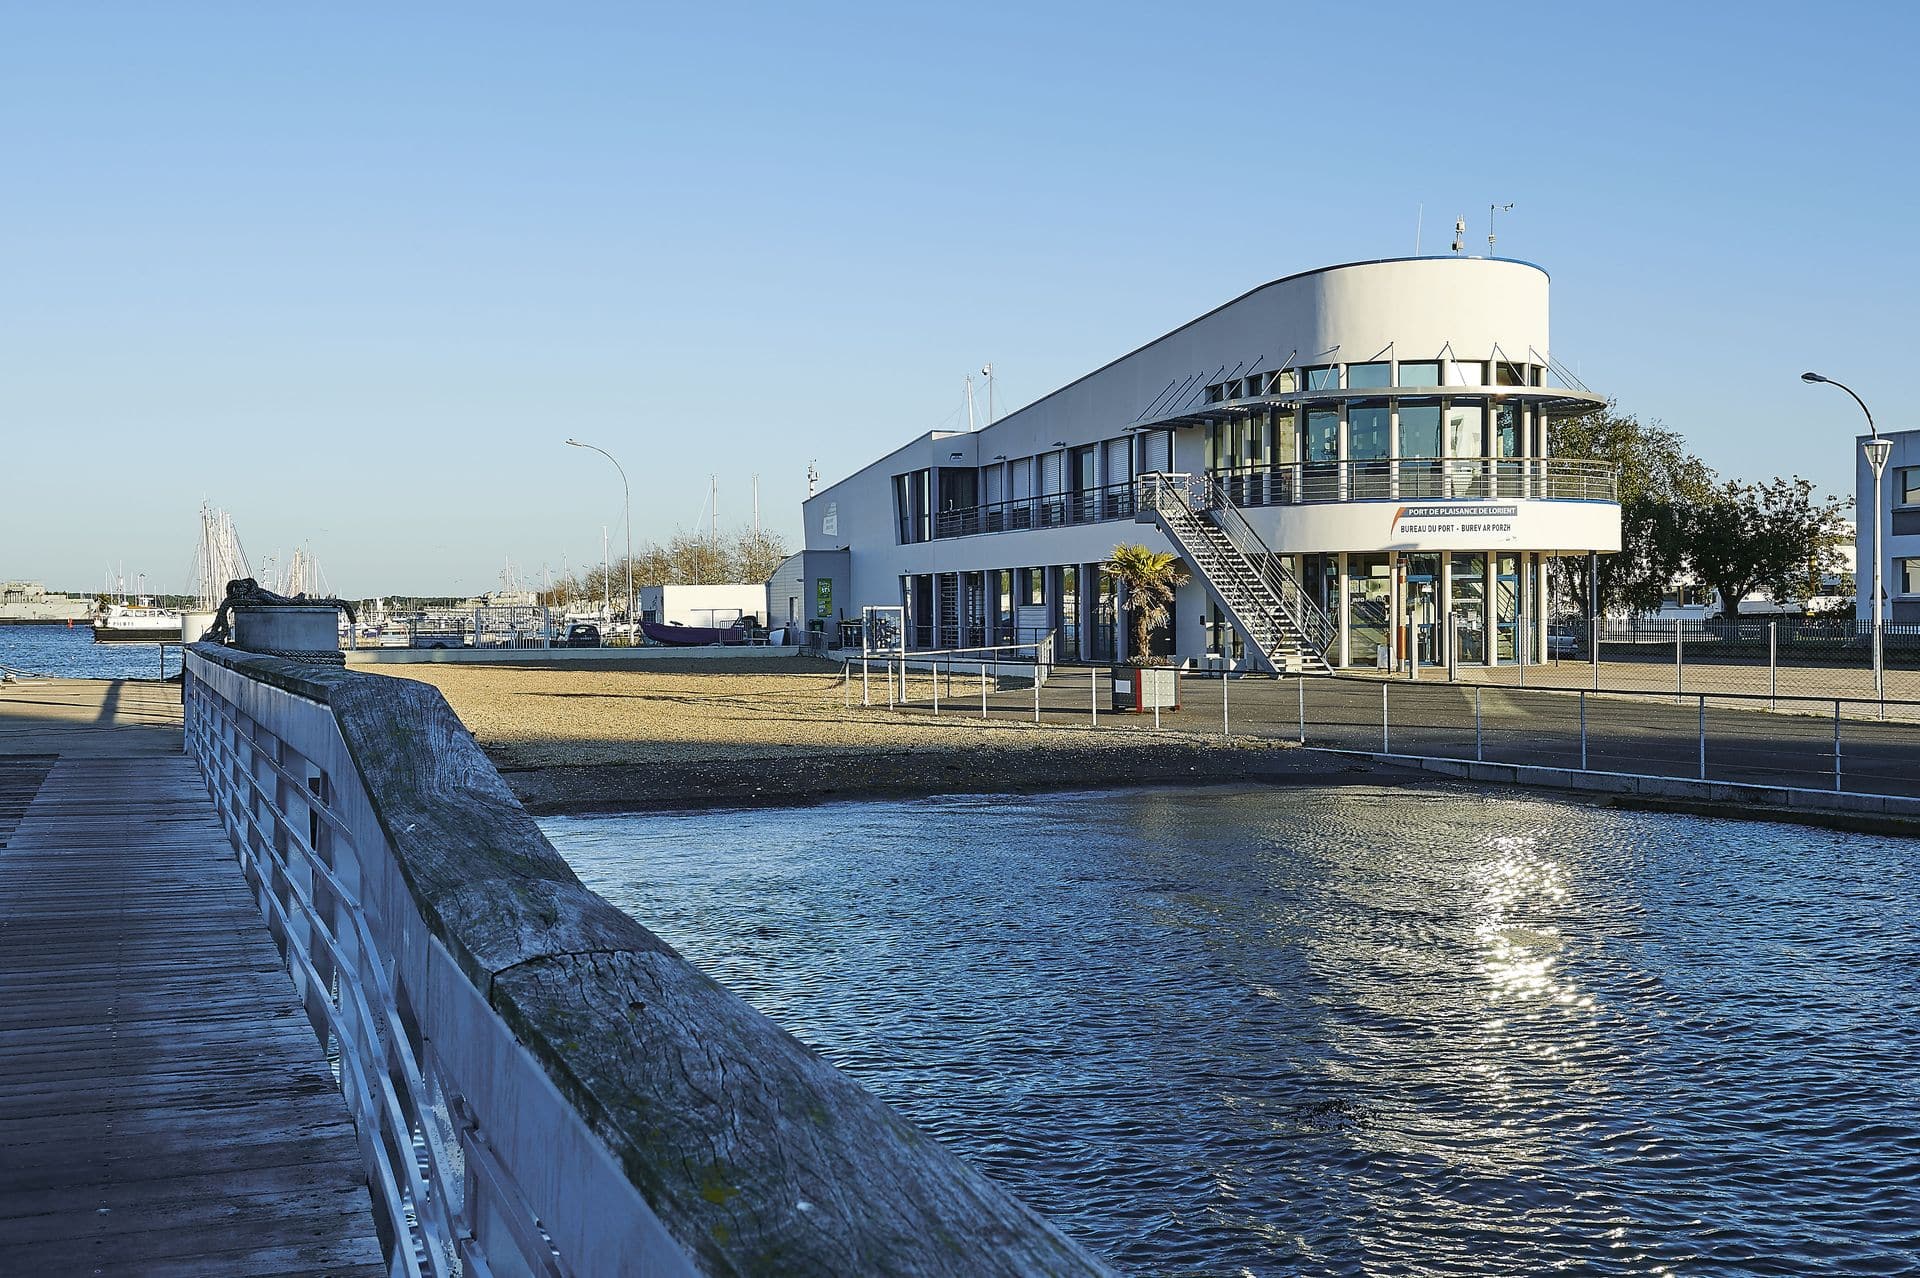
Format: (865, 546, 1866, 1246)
(815, 577, 833, 619)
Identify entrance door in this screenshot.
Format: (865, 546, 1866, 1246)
(1450, 554, 1487, 664)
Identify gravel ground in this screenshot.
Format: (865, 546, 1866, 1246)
(375, 658, 1380, 814)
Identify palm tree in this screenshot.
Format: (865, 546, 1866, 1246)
(1108, 544, 1187, 665)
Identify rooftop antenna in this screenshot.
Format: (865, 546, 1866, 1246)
(752, 473, 760, 534)
(806, 460, 819, 498)
(982, 363, 995, 423)
(1415, 203, 1423, 255)
(964, 374, 977, 432)
(1488, 202, 1514, 256)
(1451, 215, 1466, 254)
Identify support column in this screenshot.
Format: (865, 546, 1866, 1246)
(1336, 551, 1351, 668)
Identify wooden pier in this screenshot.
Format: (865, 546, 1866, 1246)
(0, 679, 383, 1276)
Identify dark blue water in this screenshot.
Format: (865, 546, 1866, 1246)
(544, 785, 1920, 1276)
(0, 623, 178, 680)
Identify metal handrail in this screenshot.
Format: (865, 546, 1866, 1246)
(1138, 473, 1336, 668)
(1189, 474, 1339, 659)
(927, 478, 1138, 542)
(1212, 455, 1618, 505)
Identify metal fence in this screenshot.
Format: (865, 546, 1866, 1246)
(870, 662, 1920, 802)
(1520, 617, 1920, 706)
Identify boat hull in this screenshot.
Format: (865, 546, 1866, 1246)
(640, 620, 747, 646)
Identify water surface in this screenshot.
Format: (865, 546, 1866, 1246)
(0, 623, 177, 680)
(544, 784, 1920, 1276)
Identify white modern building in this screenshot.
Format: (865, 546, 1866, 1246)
(1857, 427, 1920, 625)
(803, 256, 1622, 670)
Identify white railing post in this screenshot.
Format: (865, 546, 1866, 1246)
(981, 665, 988, 719)
(1091, 666, 1098, 726)
(1769, 621, 1778, 710)
(1834, 699, 1842, 791)
(1381, 681, 1389, 753)
(1591, 615, 1600, 690)
(1579, 689, 1588, 770)
(1698, 694, 1706, 780)
(1222, 661, 1230, 738)
(1297, 674, 1306, 744)
(1475, 686, 1483, 762)
(862, 655, 870, 707)
(1675, 620, 1684, 698)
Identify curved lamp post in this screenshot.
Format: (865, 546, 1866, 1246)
(565, 438, 634, 631)
(1802, 372, 1888, 697)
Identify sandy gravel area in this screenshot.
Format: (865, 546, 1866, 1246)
(375, 658, 1371, 814)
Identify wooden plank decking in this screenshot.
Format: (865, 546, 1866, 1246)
(0, 680, 384, 1276)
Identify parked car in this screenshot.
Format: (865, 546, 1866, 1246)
(1544, 627, 1580, 659)
(564, 622, 602, 648)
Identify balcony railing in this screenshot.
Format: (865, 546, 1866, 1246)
(923, 459, 1616, 542)
(931, 479, 1138, 540)
(1215, 456, 1618, 506)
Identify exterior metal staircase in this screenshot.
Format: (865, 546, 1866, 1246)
(1137, 473, 1335, 674)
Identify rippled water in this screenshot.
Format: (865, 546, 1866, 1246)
(0, 624, 177, 680)
(544, 785, 1920, 1276)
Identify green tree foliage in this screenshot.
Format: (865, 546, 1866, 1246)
(1550, 404, 1714, 616)
(1108, 543, 1187, 665)
(1683, 478, 1852, 618)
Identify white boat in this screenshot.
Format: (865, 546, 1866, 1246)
(93, 597, 183, 642)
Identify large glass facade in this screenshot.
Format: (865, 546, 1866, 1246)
(1305, 409, 1339, 461)
(1404, 553, 1442, 665)
(1450, 554, 1487, 664)
(1347, 555, 1391, 665)
(1347, 362, 1391, 389)
(1495, 553, 1521, 662)
(1398, 360, 1441, 386)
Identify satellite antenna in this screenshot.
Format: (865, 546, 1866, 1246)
(1489, 202, 1514, 256)
(1451, 216, 1466, 254)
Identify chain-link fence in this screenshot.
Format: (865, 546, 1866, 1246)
(858, 657, 1920, 801)
(1507, 617, 1920, 706)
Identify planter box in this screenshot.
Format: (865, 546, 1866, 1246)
(1111, 665, 1181, 712)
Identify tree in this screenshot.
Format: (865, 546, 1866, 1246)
(1684, 478, 1852, 618)
(1108, 544, 1187, 665)
(1549, 403, 1715, 617)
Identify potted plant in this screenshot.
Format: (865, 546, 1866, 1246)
(1108, 543, 1187, 712)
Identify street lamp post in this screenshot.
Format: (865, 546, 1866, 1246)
(565, 438, 633, 634)
(1801, 372, 1887, 698)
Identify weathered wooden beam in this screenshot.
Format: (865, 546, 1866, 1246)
(187, 643, 1109, 1277)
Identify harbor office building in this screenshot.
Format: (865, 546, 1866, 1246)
(803, 257, 1621, 670)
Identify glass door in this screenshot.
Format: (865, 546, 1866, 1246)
(1450, 553, 1487, 664)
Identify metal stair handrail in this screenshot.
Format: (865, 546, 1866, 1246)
(1190, 473, 1339, 658)
(1137, 473, 1333, 670)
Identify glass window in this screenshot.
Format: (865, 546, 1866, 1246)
(1271, 407, 1299, 463)
(1446, 401, 1485, 456)
(1304, 365, 1340, 391)
(1271, 369, 1298, 394)
(1900, 466, 1920, 506)
(1238, 413, 1267, 468)
(1024, 568, 1044, 607)
(1346, 362, 1391, 389)
(1903, 558, 1920, 596)
(1348, 402, 1390, 459)
(1398, 400, 1442, 457)
(1495, 362, 1529, 387)
(1306, 408, 1339, 461)
(1346, 554, 1391, 665)
(1451, 553, 1487, 663)
(1495, 402, 1522, 458)
(1397, 361, 1441, 386)
(1445, 360, 1486, 387)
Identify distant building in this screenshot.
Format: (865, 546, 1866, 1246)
(0, 581, 92, 624)
(638, 584, 765, 629)
(803, 256, 1622, 668)
(1857, 427, 1920, 623)
(765, 549, 851, 641)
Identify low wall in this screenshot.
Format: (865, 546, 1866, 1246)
(346, 644, 806, 666)
(184, 643, 1106, 1277)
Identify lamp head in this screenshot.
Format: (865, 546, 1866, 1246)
(1801, 372, 1827, 384)
(565, 437, 582, 446)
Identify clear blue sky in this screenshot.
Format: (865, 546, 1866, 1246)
(2, 2, 1913, 596)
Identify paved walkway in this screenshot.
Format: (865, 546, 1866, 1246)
(0, 679, 384, 1276)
